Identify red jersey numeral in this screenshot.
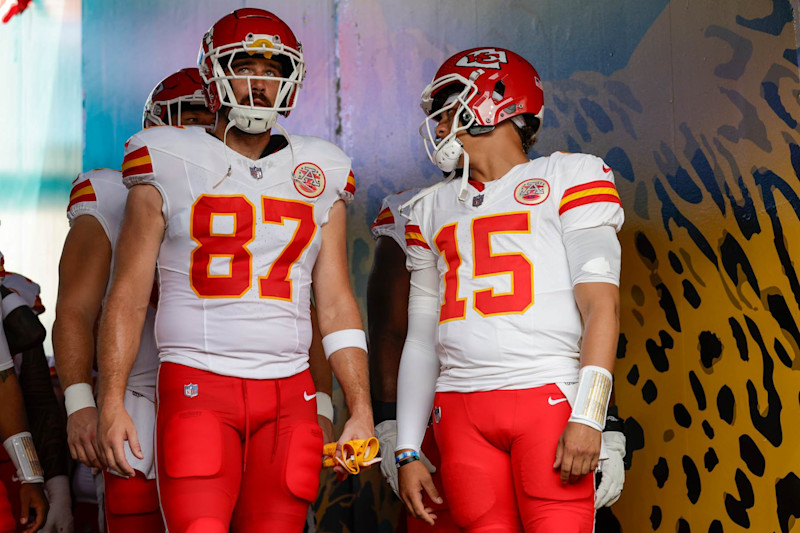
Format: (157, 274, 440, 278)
(189, 195, 315, 299)
(434, 223, 467, 322)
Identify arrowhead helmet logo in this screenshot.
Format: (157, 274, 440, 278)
(455, 48, 508, 70)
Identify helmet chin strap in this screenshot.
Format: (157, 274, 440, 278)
(433, 136, 471, 203)
(213, 120, 238, 189)
(228, 106, 278, 134)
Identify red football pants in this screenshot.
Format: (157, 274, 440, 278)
(103, 470, 165, 532)
(432, 384, 594, 533)
(399, 424, 460, 533)
(156, 363, 322, 533)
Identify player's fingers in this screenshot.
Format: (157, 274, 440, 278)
(410, 492, 434, 526)
(590, 453, 600, 473)
(127, 426, 144, 460)
(30, 495, 47, 531)
(553, 439, 564, 470)
(560, 450, 573, 483)
(422, 476, 443, 505)
(111, 437, 134, 477)
(18, 490, 30, 525)
(90, 439, 105, 470)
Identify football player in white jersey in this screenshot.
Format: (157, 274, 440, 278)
(95, 9, 372, 533)
(394, 48, 624, 531)
(53, 67, 215, 533)
(0, 253, 48, 532)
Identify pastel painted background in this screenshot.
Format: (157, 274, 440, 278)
(1, 0, 799, 531)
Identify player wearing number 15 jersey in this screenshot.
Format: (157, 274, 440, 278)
(395, 48, 624, 532)
(96, 9, 372, 533)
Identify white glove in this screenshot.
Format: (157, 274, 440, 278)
(595, 431, 625, 508)
(375, 420, 436, 497)
(42, 475, 74, 532)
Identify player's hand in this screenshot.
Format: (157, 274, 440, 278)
(398, 457, 441, 526)
(41, 475, 74, 532)
(97, 402, 141, 477)
(19, 482, 48, 533)
(375, 421, 436, 497)
(595, 430, 626, 508)
(553, 421, 601, 484)
(67, 406, 103, 469)
(333, 412, 374, 477)
(317, 414, 335, 445)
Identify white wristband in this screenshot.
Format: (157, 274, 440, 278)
(321, 329, 367, 359)
(3, 432, 44, 483)
(316, 392, 334, 422)
(568, 365, 613, 432)
(64, 382, 96, 417)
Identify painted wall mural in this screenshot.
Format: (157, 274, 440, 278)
(4, 0, 794, 531)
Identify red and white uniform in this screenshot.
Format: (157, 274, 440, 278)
(371, 188, 420, 254)
(399, 152, 623, 531)
(121, 124, 354, 531)
(68, 169, 164, 533)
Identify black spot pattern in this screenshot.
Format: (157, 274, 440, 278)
(704, 448, 719, 471)
(766, 292, 800, 367)
(650, 506, 662, 530)
(653, 457, 669, 488)
(773, 339, 792, 369)
(724, 469, 754, 528)
(723, 174, 761, 239)
(635, 231, 658, 268)
(627, 364, 640, 386)
(682, 279, 701, 308)
(744, 317, 783, 446)
(677, 518, 691, 533)
(647, 330, 674, 372)
(673, 404, 692, 428)
(668, 251, 683, 273)
(702, 420, 715, 440)
(643, 380, 658, 403)
(708, 520, 723, 533)
(699, 331, 723, 369)
(654, 178, 718, 266)
(624, 417, 644, 470)
(720, 233, 761, 297)
(682, 455, 701, 504)
(738, 434, 765, 477)
(689, 371, 707, 410)
(775, 473, 800, 533)
(717, 385, 735, 424)
(729, 317, 749, 361)
(617, 333, 628, 359)
(655, 283, 681, 332)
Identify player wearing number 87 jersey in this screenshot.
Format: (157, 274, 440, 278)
(96, 8, 372, 533)
(395, 48, 624, 532)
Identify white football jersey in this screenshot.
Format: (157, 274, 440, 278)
(370, 188, 421, 251)
(68, 169, 159, 400)
(121, 125, 356, 379)
(405, 152, 624, 392)
(2, 272, 45, 315)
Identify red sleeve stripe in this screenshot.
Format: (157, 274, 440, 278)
(404, 224, 430, 249)
(370, 207, 395, 230)
(344, 170, 356, 195)
(122, 146, 153, 178)
(559, 194, 621, 215)
(67, 192, 97, 212)
(562, 180, 617, 197)
(67, 182, 97, 210)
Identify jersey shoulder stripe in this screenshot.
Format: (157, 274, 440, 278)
(405, 224, 430, 249)
(345, 170, 356, 195)
(370, 207, 395, 231)
(67, 181, 97, 211)
(122, 145, 154, 179)
(559, 179, 620, 215)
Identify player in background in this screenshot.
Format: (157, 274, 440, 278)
(0, 253, 48, 532)
(368, 188, 460, 533)
(96, 9, 371, 532)
(395, 48, 624, 531)
(1, 273, 72, 533)
(52, 67, 215, 533)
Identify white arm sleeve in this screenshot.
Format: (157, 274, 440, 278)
(395, 265, 440, 452)
(563, 225, 621, 287)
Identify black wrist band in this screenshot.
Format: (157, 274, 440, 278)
(396, 455, 420, 469)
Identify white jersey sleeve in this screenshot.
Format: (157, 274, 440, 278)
(551, 153, 624, 234)
(369, 188, 421, 252)
(67, 169, 127, 244)
(2, 273, 44, 315)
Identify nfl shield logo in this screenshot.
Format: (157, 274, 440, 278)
(184, 383, 198, 398)
(250, 166, 263, 180)
(472, 194, 484, 207)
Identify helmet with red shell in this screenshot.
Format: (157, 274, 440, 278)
(142, 68, 207, 128)
(420, 47, 545, 172)
(198, 8, 305, 134)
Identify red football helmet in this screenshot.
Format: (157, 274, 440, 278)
(142, 68, 208, 128)
(420, 47, 545, 172)
(198, 8, 305, 134)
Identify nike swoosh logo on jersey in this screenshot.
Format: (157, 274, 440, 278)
(548, 396, 568, 406)
(602, 165, 612, 173)
(304, 392, 317, 402)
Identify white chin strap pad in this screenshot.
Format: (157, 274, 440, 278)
(434, 138, 463, 173)
(228, 107, 278, 134)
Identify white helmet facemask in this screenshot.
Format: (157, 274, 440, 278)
(201, 34, 305, 134)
